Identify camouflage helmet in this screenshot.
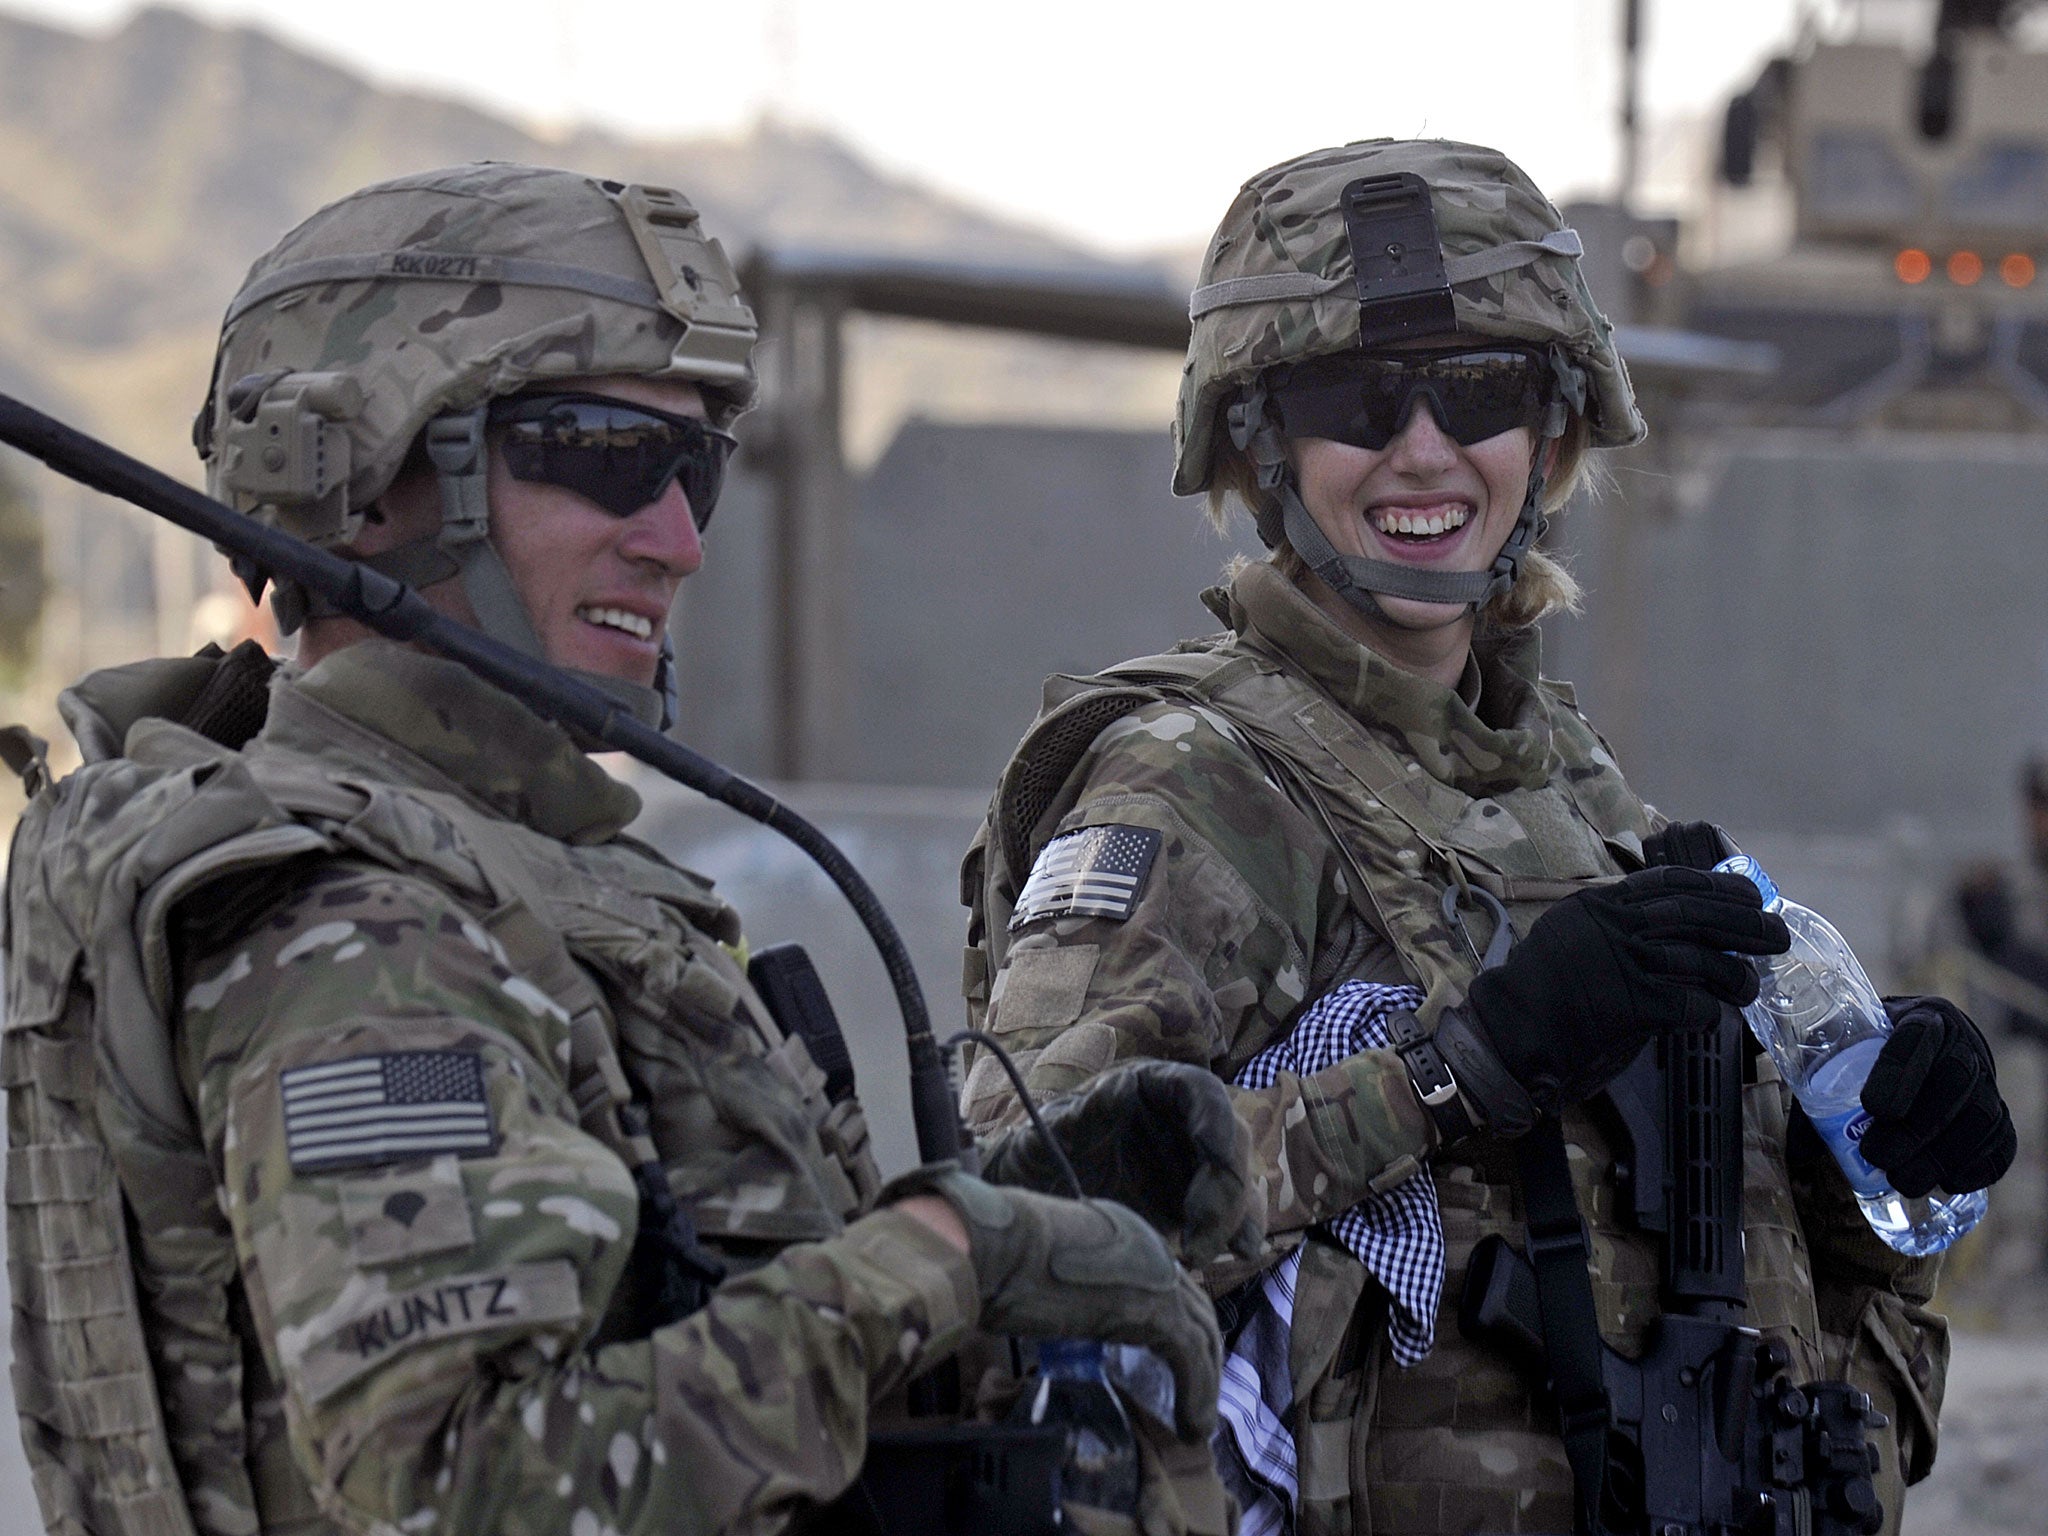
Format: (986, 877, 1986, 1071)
(1174, 138, 1644, 622)
(195, 162, 758, 725)
(1173, 137, 1644, 500)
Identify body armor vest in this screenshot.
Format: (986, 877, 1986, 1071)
(3, 655, 876, 1536)
(967, 632, 1825, 1536)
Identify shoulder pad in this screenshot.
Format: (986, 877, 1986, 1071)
(994, 685, 1169, 885)
(58, 655, 238, 764)
(996, 644, 1249, 882)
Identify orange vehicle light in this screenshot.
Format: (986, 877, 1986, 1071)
(1949, 250, 1985, 285)
(1896, 248, 1933, 284)
(2002, 253, 2037, 288)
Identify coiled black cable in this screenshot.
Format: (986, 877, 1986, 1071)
(943, 1029, 1086, 1201)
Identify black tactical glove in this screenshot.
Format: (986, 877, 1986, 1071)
(1641, 819, 1737, 871)
(1434, 866, 1790, 1133)
(979, 1059, 1262, 1265)
(888, 1168, 1222, 1440)
(1857, 996, 2016, 1198)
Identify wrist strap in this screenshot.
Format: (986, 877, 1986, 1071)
(1384, 1008, 1477, 1144)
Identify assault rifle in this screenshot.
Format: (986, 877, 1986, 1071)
(1461, 1012, 1886, 1536)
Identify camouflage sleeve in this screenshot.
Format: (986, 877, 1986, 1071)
(179, 861, 977, 1536)
(967, 703, 1434, 1251)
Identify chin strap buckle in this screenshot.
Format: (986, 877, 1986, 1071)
(1229, 382, 1293, 548)
(424, 406, 491, 546)
(1225, 394, 1258, 454)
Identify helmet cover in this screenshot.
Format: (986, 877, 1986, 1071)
(1174, 137, 1644, 498)
(200, 161, 758, 548)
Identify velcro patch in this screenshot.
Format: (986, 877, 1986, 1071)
(282, 1051, 497, 1174)
(293, 1260, 581, 1403)
(1010, 825, 1162, 929)
(339, 1162, 476, 1267)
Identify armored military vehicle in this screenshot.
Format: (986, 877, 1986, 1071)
(1699, 0, 2048, 426)
(1544, 0, 2048, 999)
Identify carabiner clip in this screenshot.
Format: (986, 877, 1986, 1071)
(1441, 883, 1514, 972)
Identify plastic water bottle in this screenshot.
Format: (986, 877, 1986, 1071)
(1009, 1339, 1140, 1515)
(1715, 853, 1986, 1256)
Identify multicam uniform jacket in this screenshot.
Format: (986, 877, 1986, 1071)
(4, 641, 978, 1536)
(963, 560, 1949, 1536)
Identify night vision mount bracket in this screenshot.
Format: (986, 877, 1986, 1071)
(1342, 172, 1458, 347)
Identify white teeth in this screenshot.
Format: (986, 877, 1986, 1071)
(1373, 506, 1468, 537)
(577, 606, 653, 640)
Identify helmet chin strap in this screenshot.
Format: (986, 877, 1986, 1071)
(415, 405, 673, 732)
(1226, 375, 1559, 630)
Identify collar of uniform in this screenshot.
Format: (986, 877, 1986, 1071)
(1213, 560, 1557, 793)
(260, 640, 642, 843)
(1455, 651, 1484, 713)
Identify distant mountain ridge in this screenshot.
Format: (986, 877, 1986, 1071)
(0, 0, 1192, 733)
(0, 3, 1142, 461)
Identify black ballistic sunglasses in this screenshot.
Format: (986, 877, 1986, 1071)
(490, 392, 738, 529)
(1270, 347, 1553, 451)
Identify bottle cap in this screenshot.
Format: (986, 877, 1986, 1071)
(1037, 1337, 1107, 1374)
(1713, 853, 1780, 909)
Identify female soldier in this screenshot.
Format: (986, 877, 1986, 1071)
(962, 139, 2012, 1535)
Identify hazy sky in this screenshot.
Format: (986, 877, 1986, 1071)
(9, 0, 1858, 253)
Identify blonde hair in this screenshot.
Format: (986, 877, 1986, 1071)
(1204, 409, 1599, 629)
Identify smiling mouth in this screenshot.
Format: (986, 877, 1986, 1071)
(576, 605, 655, 641)
(1370, 504, 1470, 542)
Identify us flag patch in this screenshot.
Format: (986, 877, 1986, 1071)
(281, 1052, 497, 1174)
(1010, 824, 1163, 928)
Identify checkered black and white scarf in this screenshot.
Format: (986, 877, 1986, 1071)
(1216, 981, 1446, 1535)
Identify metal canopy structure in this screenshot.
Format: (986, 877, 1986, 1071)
(739, 245, 1194, 780)
(745, 247, 1194, 350)
(738, 244, 1777, 780)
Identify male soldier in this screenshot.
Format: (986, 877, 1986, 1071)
(1950, 753, 2048, 1267)
(1955, 752, 2048, 1040)
(1, 164, 1245, 1536)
